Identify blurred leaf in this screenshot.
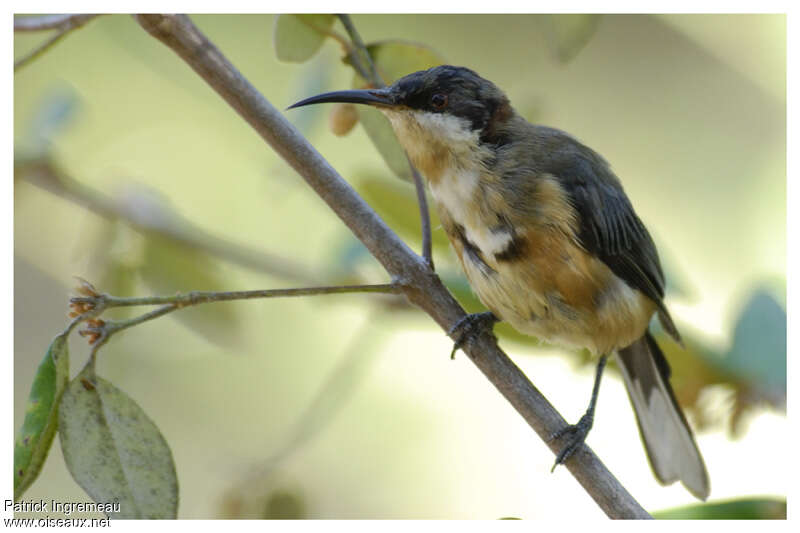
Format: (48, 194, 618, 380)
(139, 234, 239, 345)
(355, 108, 414, 180)
(349, 40, 446, 180)
(287, 53, 335, 135)
(59, 365, 178, 519)
(653, 496, 786, 519)
(264, 489, 306, 519)
(26, 85, 81, 153)
(98, 261, 138, 319)
(14, 333, 70, 500)
(656, 286, 787, 436)
(82, 221, 137, 319)
(358, 175, 448, 252)
(273, 14, 335, 63)
(539, 15, 602, 63)
(725, 289, 786, 396)
(329, 103, 359, 136)
(352, 40, 445, 86)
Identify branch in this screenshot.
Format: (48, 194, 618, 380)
(408, 158, 434, 268)
(72, 282, 400, 310)
(71, 280, 400, 357)
(336, 14, 434, 268)
(16, 157, 320, 284)
(134, 14, 649, 519)
(337, 14, 383, 88)
(14, 14, 100, 71)
(14, 14, 99, 32)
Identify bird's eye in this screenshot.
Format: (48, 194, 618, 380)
(430, 93, 448, 110)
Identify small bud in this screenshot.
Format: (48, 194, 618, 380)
(329, 103, 359, 137)
(73, 277, 99, 297)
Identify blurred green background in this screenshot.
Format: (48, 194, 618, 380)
(14, 14, 785, 519)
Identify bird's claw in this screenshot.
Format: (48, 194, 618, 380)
(448, 311, 498, 359)
(549, 413, 594, 471)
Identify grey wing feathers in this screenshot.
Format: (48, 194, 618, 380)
(540, 132, 682, 343)
(616, 333, 710, 500)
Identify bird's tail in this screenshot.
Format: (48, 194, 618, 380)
(616, 332, 710, 500)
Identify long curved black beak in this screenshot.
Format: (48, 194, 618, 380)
(288, 88, 396, 110)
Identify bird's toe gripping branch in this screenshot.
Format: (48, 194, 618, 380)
(448, 311, 499, 359)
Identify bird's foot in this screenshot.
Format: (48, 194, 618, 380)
(448, 311, 498, 359)
(549, 412, 594, 471)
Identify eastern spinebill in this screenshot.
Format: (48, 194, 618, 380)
(289, 65, 710, 500)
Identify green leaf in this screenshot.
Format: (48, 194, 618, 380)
(353, 40, 446, 86)
(264, 489, 307, 519)
(356, 108, 414, 180)
(357, 175, 449, 253)
(724, 288, 786, 395)
(350, 41, 446, 180)
(539, 15, 602, 63)
(58, 366, 178, 519)
(14, 333, 70, 500)
(138, 234, 239, 345)
(27, 85, 81, 153)
(273, 14, 335, 63)
(653, 496, 786, 519)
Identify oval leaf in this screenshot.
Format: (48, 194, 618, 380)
(727, 289, 786, 387)
(14, 333, 70, 500)
(329, 103, 359, 136)
(58, 366, 178, 519)
(353, 40, 446, 86)
(358, 175, 448, 252)
(139, 234, 238, 345)
(653, 496, 786, 519)
(350, 40, 446, 180)
(539, 14, 602, 63)
(273, 14, 335, 63)
(356, 108, 414, 180)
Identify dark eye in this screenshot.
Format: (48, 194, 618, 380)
(430, 93, 448, 110)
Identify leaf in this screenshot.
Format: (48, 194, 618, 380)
(356, 108, 414, 180)
(264, 489, 306, 519)
(58, 366, 178, 519)
(138, 234, 239, 345)
(653, 497, 786, 519)
(27, 85, 81, 153)
(273, 14, 335, 63)
(357, 175, 449, 252)
(14, 333, 70, 500)
(353, 40, 446, 87)
(329, 103, 359, 136)
(349, 40, 446, 180)
(539, 15, 602, 63)
(725, 288, 786, 395)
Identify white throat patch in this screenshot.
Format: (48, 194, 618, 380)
(381, 109, 479, 161)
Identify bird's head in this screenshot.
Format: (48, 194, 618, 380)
(289, 65, 514, 178)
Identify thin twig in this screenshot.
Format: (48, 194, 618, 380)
(337, 14, 434, 269)
(72, 282, 401, 310)
(14, 14, 99, 71)
(75, 282, 400, 358)
(408, 158, 434, 268)
(14, 14, 99, 32)
(337, 14, 383, 88)
(135, 14, 649, 519)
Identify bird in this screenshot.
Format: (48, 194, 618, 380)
(289, 65, 710, 500)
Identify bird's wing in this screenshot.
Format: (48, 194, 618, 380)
(540, 133, 681, 342)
